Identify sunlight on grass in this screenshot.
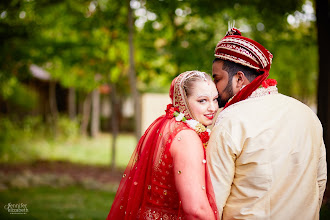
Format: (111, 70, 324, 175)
(13, 133, 136, 168)
(40, 133, 136, 167)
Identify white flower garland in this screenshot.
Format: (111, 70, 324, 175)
(175, 113, 185, 122)
(174, 112, 211, 136)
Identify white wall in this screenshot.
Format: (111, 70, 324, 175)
(141, 93, 171, 133)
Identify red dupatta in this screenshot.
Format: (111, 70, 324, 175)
(106, 71, 219, 219)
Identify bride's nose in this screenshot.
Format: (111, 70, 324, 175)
(208, 102, 217, 112)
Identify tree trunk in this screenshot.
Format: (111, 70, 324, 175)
(110, 83, 119, 171)
(315, 0, 330, 205)
(80, 92, 92, 136)
(91, 88, 100, 137)
(128, 0, 141, 140)
(49, 80, 58, 137)
(68, 87, 76, 120)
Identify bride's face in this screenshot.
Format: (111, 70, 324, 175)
(187, 79, 219, 126)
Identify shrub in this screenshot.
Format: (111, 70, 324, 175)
(0, 115, 80, 163)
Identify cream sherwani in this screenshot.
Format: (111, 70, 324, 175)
(207, 87, 327, 220)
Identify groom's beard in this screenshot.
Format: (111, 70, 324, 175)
(217, 81, 234, 108)
(217, 96, 228, 108)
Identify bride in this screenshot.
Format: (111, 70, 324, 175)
(106, 70, 219, 220)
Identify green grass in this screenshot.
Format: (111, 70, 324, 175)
(1, 133, 136, 168)
(0, 128, 135, 219)
(0, 186, 116, 220)
(36, 133, 136, 167)
(0, 186, 329, 220)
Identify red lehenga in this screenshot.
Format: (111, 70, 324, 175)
(106, 71, 219, 220)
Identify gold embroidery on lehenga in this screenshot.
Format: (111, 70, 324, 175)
(142, 207, 183, 220)
(146, 122, 186, 219)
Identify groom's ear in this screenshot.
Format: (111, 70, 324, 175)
(235, 71, 246, 88)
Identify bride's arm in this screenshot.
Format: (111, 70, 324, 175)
(170, 129, 216, 220)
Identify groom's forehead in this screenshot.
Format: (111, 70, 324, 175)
(212, 62, 227, 78)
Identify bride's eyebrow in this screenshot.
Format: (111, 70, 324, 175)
(196, 93, 209, 97)
(196, 93, 217, 98)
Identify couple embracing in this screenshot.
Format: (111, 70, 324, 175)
(106, 28, 327, 220)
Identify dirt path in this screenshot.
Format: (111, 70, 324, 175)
(0, 160, 124, 185)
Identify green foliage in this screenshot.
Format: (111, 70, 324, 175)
(0, 115, 81, 163)
(0, 76, 38, 110)
(0, 0, 319, 113)
(1, 0, 130, 96)
(134, 0, 317, 104)
(0, 117, 41, 163)
(269, 23, 318, 102)
(0, 117, 136, 167)
(57, 116, 80, 140)
(271, 41, 317, 100)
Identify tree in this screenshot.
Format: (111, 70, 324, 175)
(315, 0, 330, 203)
(138, 0, 307, 79)
(128, 0, 141, 140)
(3, 0, 326, 174)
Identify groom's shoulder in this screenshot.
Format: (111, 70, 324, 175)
(213, 94, 283, 126)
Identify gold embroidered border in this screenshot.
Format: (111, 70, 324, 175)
(222, 37, 268, 67)
(215, 37, 270, 68)
(216, 44, 259, 64)
(172, 72, 197, 120)
(214, 53, 258, 70)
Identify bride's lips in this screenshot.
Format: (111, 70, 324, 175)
(204, 114, 214, 120)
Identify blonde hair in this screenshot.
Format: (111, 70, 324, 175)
(182, 71, 212, 97)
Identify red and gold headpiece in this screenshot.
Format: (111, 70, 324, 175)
(214, 28, 274, 109)
(215, 28, 273, 72)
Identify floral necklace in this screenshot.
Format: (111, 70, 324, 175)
(165, 104, 211, 148)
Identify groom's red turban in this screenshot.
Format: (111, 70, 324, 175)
(214, 28, 274, 109)
(214, 28, 273, 73)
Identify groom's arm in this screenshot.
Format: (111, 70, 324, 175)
(317, 140, 327, 208)
(206, 124, 238, 218)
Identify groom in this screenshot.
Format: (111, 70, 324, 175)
(207, 28, 327, 219)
